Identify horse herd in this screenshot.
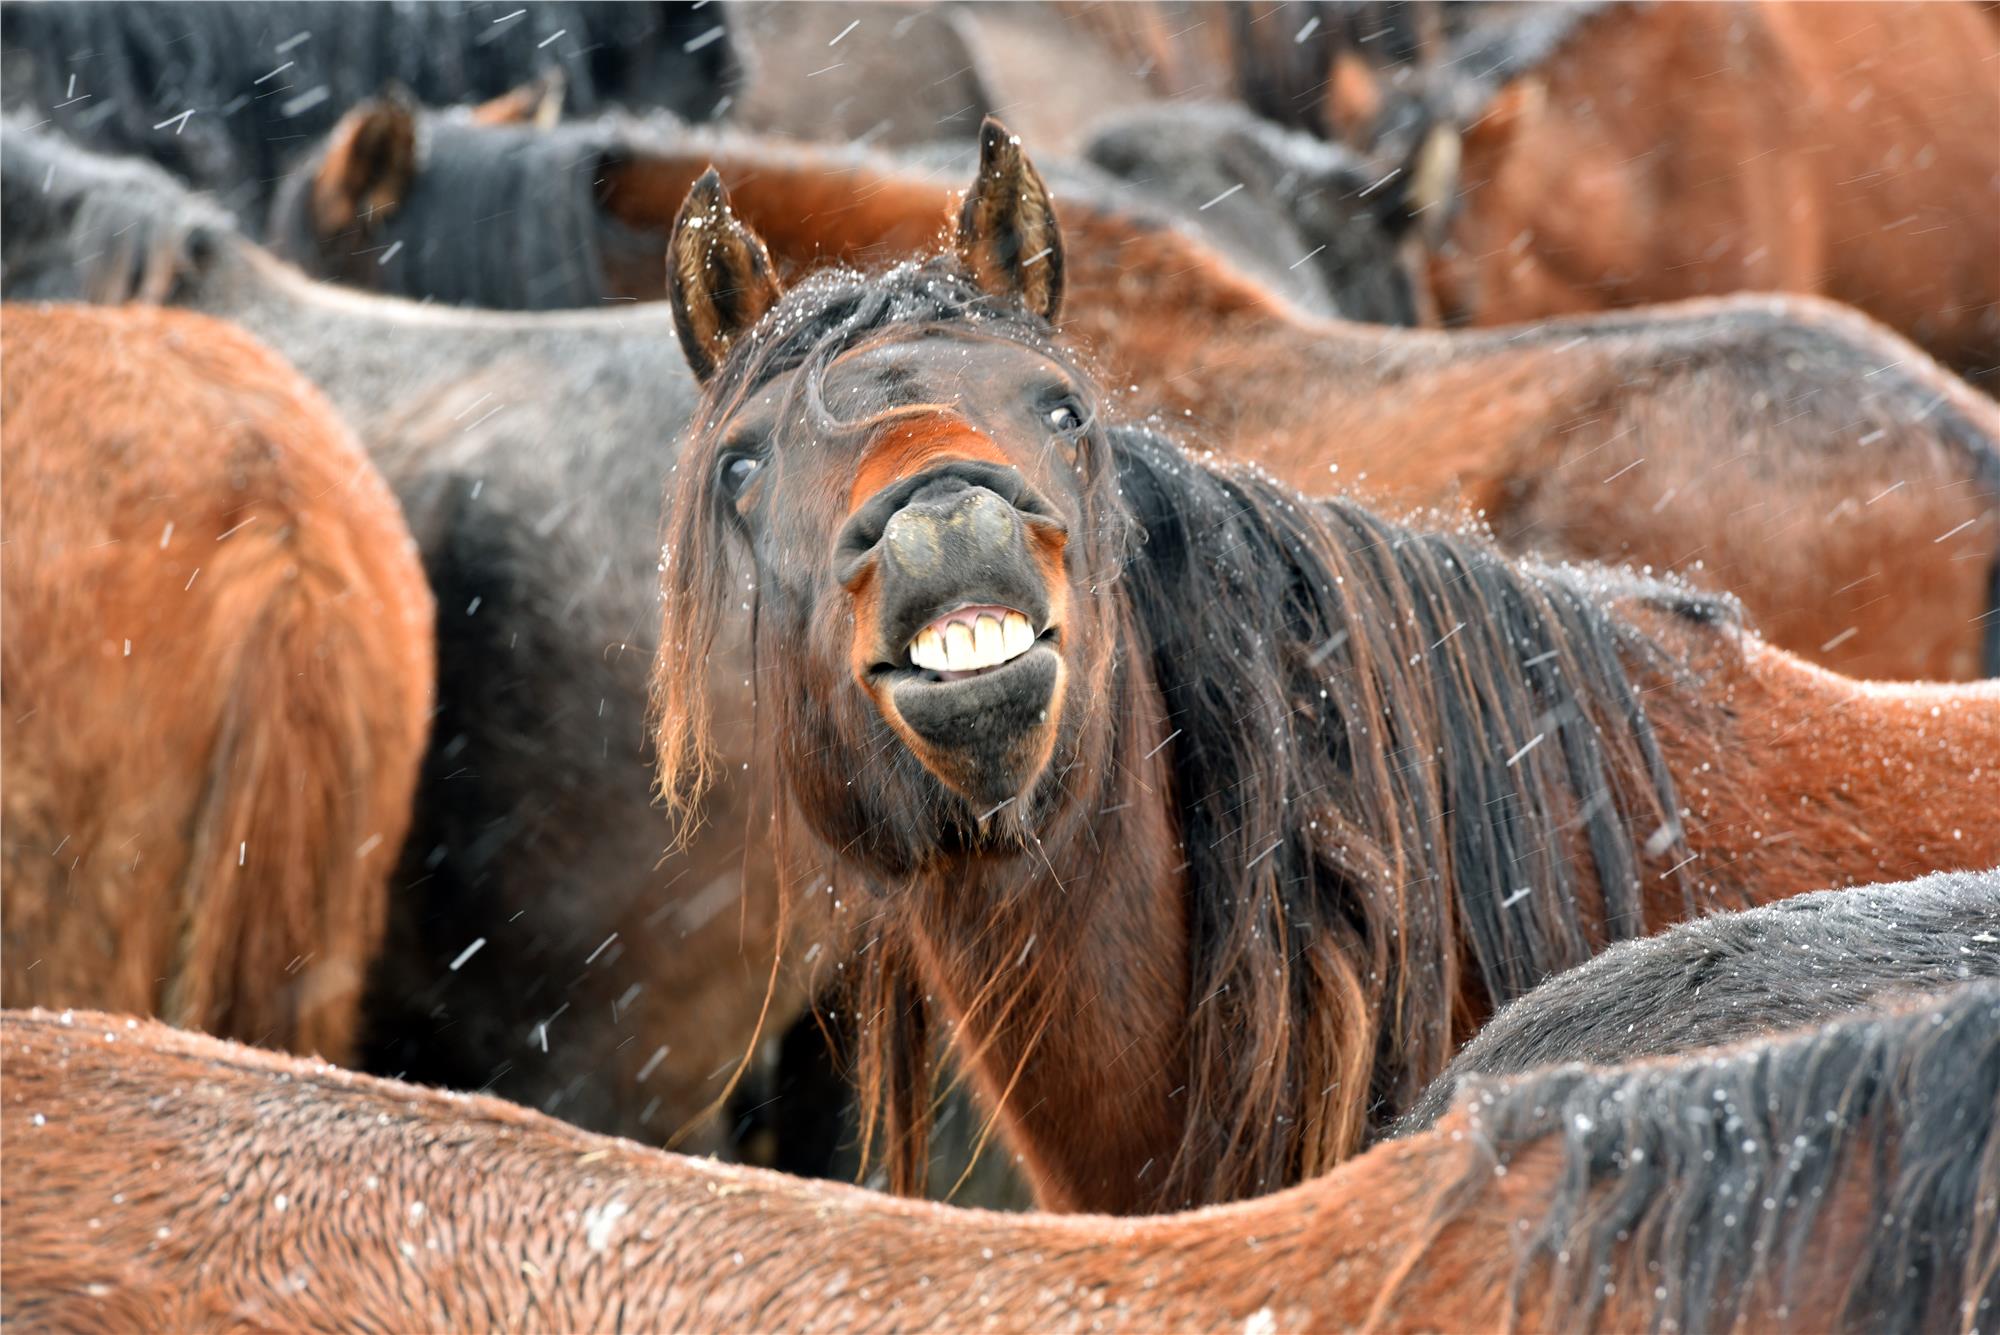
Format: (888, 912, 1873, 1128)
(3, 2, 1999, 1330)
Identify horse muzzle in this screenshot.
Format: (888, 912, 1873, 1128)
(836, 461, 1069, 808)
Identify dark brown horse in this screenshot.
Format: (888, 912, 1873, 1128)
(6, 988, 1995, 1331)
(1, 304, 435, 1064)
(273, 109, 2000, 680)
(1370, 1, 2000, 383)
(1397, 866, 2000, 1132)
(652, 140, 2000, 1214)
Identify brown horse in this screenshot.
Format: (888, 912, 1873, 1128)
(276, 109, 2000, 680)
(0, 304, 435, 1063)
(6, 989, 1995, 1332)
(651, 148, 2000, 1215)
(1374, 1, 2000, 383)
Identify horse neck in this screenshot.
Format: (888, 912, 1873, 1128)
(889, 651, 1194, 1214)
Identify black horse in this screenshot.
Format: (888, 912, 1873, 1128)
(0, 1, 735, 219)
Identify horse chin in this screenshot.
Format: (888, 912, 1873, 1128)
(880, 644, 1065, 812)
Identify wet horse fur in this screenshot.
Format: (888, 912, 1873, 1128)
(4, 986, 1996, 1331)
(1399, 867, 2000, 1132)
(1, 304, 435, 1065)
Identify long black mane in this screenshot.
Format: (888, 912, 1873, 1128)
(0, 1, 735, 220)
(1400, 869, 2000, 1133)
(1108, 419, 1715, 1197)
(1437, 981, 2000, 1331)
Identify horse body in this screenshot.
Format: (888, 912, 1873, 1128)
(653, 128, 2000, 1214)
(271, 113, 2000, 679)
(6, 988, 1994, 1331)
(0, 304, 434, 1063)
(0, 122, 795, 1153)
(1399, 867, 2000, 1132)
(1405, 0, 2000, 382)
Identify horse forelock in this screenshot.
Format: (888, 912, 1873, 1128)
(1425, 982, 2000, 1331)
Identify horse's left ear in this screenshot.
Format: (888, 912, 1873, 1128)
(312, 90, 418, 237)
(955, 117, 1064, 324)
(667, 168, 784, 383)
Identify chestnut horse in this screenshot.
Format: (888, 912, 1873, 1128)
(272, 108, 2000, 681)
(6, 989, 1995, 1332)
(0, 304, 434, 1063)
(1373, 1, 2000, 383)
(1398, 867, 2000, 1133)
(652, 155, 2000, 1214)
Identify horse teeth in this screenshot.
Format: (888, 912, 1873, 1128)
(911, 628, 946, 670)
(1002, 612, 1034, 657)
(944, 621, 975, 670)
(974, 615, 1005, 666)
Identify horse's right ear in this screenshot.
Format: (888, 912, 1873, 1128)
(955, 117, 1064, 324)
(667, 168, 783, 384)
(312, 91, 417, 236)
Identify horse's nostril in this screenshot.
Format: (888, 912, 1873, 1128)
(883, 508, 944, 577)
(963, 490, 1018, 554)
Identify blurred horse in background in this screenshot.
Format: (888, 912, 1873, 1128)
(1, 303, 435, 1063)
(1288, 1, 2000, 382)
(0, 0, 735, 220)
(1, 121, 798, 1158)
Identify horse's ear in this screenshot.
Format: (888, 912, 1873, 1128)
(1375, 117, 1462, 237)
(1324, 49, 1383, 147)
(312, 91, 417, 236)
(955, 117, 1064, 324)
(1463, 75, 1544, 164)
(667, 168, 783, 384)
(471, 67, 566, 128)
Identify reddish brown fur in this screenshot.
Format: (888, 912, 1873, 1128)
(310, 95, 418, 239)
(600, 134, 1997, 680)
(1420, 1, 2000, 379)
(0, 305, 434, 1063)
(0, 1006, 1912, 1333)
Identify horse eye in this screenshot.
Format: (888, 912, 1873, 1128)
(1048, 401, 1085, 435)
(721, 454, 762, 499)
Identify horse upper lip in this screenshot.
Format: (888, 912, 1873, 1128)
(907, 605, 1039, 674)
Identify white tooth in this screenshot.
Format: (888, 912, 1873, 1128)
(944, 621, 975, 670)
(1002, 612, 1034, 657)
(974, 615, 1004, 667)
(911, 628, 946, 670)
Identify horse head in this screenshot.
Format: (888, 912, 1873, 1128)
(655, 118, 1130, 874)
